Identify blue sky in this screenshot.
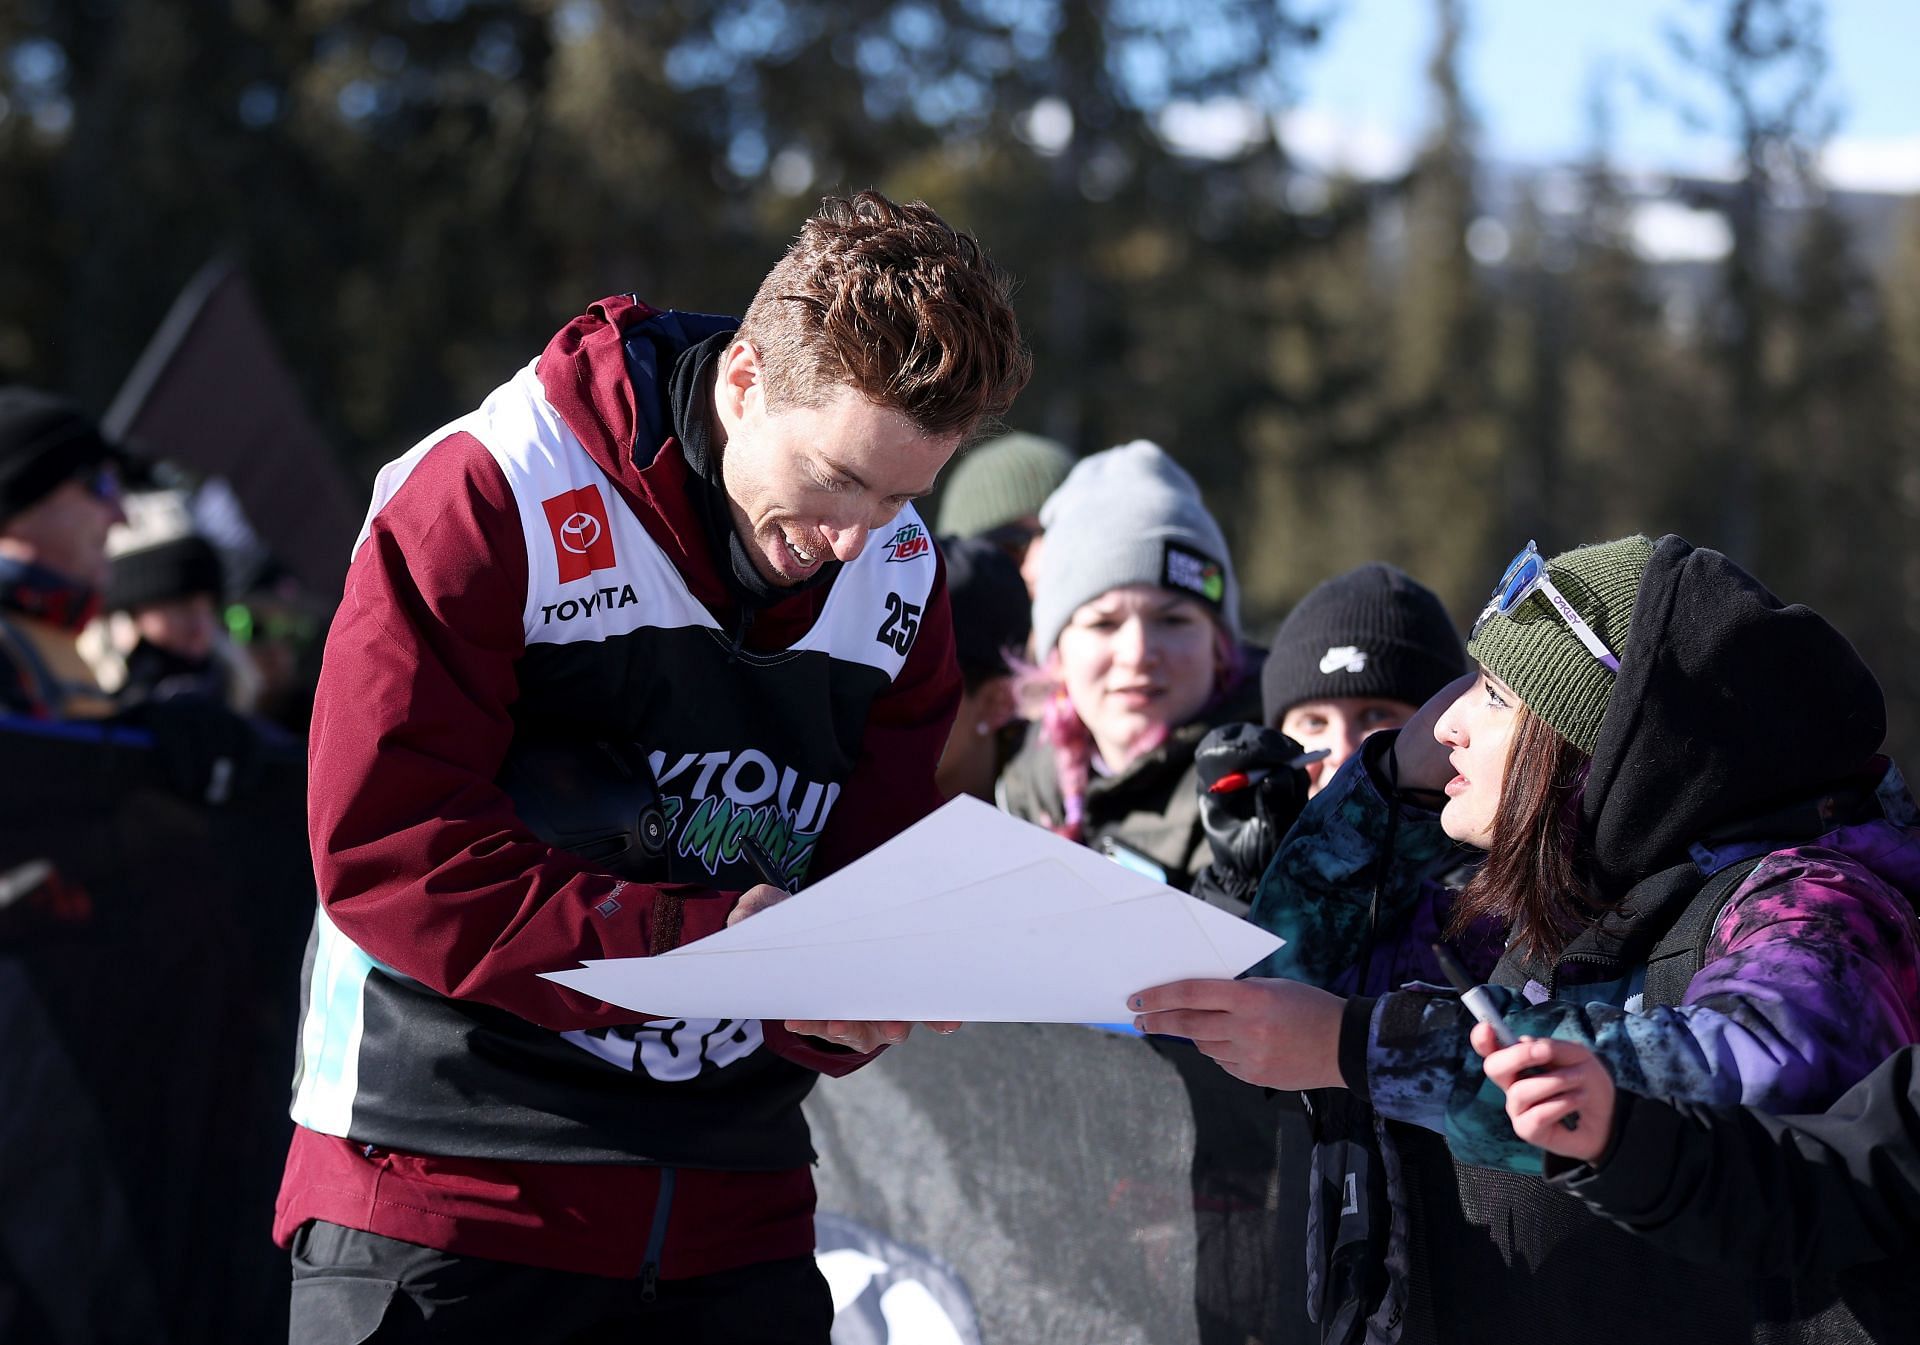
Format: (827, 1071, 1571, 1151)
(1284, 0, 1920, 190)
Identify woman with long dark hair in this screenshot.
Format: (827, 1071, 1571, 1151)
(1134, 534, 1920, 1342)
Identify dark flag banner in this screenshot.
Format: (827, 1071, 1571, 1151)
(806, 1022, 1316, 1345)
(0, 717, 312, 1344)
(102, 258, 362, 601)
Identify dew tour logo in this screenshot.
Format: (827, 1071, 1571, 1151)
(540, 484, 617, 583)
(883, 523, 931, 563)
(1162, 541, 1226, 609)
(646, 747, 842, 885)
(558, 747, 842, 1083)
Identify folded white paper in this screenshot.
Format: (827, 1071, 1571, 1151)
(540, 795, 1282, 1023)
(670, 795, 1166, 956)
(645, 859, 1109, 955)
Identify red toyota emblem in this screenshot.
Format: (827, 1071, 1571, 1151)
(541, 486, 617, 582)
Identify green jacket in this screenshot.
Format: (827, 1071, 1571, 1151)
(997, 674, 1262, 898)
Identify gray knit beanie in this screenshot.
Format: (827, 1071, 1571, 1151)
(934, 432, 1075, 538)
(1030, 440, 1240, 655)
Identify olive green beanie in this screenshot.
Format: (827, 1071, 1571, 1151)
(934, 432, 1075, 538)
(1465, 535, 1654, 754)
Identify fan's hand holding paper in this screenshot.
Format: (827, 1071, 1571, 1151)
(541, 796, 1282, 1023)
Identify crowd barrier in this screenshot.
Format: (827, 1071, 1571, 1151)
(808, 1021, 1316, 1345)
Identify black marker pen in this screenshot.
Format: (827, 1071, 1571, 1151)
(1432, 944, 1580, 1132)
(740, 833, 800, 894)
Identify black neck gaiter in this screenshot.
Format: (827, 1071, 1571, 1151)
(666, 334, 840, 610)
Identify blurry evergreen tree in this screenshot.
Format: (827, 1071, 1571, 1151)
(1886, 198, 1920, 765)
(1662, 0, 1836, 560)
(1768, 200, 1912, 758)
(1554, 75, 1718, 546)
(0, 0, 578, 470)
(0, 0, 1915, 757)
(1237, 0, 1499, 627)
(659, 0, 1325, 524)
(1492, 181, 1575, 542)
(1650, 0, 1915, 759)
(1379, 0, 1503, 610)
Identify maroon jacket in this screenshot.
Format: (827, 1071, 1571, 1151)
(275, 296, 960, 1279)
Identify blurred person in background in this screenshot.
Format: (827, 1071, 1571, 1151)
(935, 534, 1031, 802)
(1180, 564, 1482, 1343)
(0, 391, 263, 1341)
(97, 532, 248, 709)
(223, 561, 326, 737)
(934, 429, 1073, 598)
(0, 387, 131, 719)
(998, 440, 1258, 897)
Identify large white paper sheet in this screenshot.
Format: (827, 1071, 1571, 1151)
(544, 888, 1276, 1023)
(541, 796, 1282, 1023)
(653, 859, 1112, 953)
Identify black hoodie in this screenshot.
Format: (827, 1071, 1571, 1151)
(1582, 534, 1886, 905)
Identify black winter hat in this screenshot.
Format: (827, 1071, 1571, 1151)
(105, 534, 226, 613)
(941, 534, 1031, 684)
(1261, 563, 1466, 725)
(0, 386, 129, 523)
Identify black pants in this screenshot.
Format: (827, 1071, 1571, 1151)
(289, 1221, 835, 1345)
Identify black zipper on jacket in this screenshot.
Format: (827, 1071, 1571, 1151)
(639, 1165, 678, 1302)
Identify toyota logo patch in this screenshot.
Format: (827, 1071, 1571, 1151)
(541, 485, 618, 582)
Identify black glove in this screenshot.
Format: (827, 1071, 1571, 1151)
(1194, 723, 1312, 896)
(1304, 1087, 1400, 1343)
(496, 738, 671, 882)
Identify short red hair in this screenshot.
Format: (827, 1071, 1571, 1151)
(737, 191, 1031, 442)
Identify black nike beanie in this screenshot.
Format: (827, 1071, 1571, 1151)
(1261, 563, 1466, 725)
